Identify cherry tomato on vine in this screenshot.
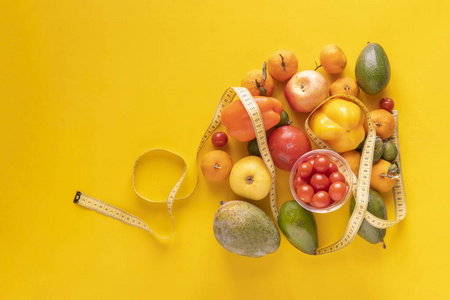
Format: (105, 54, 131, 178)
(379, 97, 395, 112)
(211, 132, 228, 147)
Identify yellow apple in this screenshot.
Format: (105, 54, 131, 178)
(229, 156, 271, 200)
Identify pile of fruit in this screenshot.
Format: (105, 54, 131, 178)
(201, 42, 402, 257)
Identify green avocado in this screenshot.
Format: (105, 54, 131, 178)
(355, 42, 391, 95)
(213, 201, 280, 257)
(247, 138, 261, 157)
(278, 200, 318, 255)
(349, 189, 387, 248)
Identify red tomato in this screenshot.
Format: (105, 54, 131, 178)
(329, 182, 348, 202)
(326, 162, 339, 175)
(379, 97, 395, 112)
(211, 132, 228, 147)
(296, 184, 315, 203)
(268, 125, 312, 171)
(310, 173, 330, 192)
(313, 156, 330, 173)
(312, 191, 331, 208)
(329, 171, 346, 183)
(293, 174, 308, 190)
(297, 162, 313, 178)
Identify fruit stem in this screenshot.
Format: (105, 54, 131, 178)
(246, 176, 254, 184)
(279, 54, 287, 72)
(220, 201, 225, 206)
(380, 239, 386, 249)
(214, 163, 222, 169)
(381, 162, 400, 178)
(314, 61, 322, 71)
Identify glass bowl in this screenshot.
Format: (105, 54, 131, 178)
(289, 149, 353, 213)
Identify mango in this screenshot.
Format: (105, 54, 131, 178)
(349, 189, 387, 248)
(355, 42, 391, 95)
(213, 201, 280, 257)
(278, 200, 318, 254)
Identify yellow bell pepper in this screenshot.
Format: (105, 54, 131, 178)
(309, 98, 365, 153)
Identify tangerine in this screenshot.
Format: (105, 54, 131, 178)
(319, 44, 347, 74)
(329, 77, 360, 97)
(370, 159, 398, 193)
(267, 50, 298, 82)
(241, 66, 274, 97)
(365, 109, 396, 140)
(201, 150, 233, 182)
(340, 150, 361, 177)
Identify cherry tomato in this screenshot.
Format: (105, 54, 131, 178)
(328, 182, 348, 202)
(211, 132, 228, 147)
(268, 125, 312, 171)
(329, 171, 346, 183)
(326, 162, 339, 175)
(313, 156, 330, 173)
(312, 191, 331, 208)
(297, 162, 313, 178)
(296, 184, 315, 203)
(293, 174, 309, 190)
(310, 173, 330, 192)
(379, 97, 395, 112)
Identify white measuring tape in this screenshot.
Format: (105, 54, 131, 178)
(74, 88, 406, 253)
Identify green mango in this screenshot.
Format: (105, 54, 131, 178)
(213, 201, 280, 257)
(355, 42, 391, 95)
(278, 200, 318, 254)
(349, 189, 387, 248)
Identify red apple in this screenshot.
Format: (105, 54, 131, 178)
(284, 70, 329, 113)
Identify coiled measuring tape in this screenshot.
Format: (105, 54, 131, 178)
(74, 88, 406, 254)
(304, 94, 407, 254)
(74, 87, 279, 238)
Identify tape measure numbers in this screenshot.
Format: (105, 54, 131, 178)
(73, 87, 275, 238)
(74, 89, 406, 254)
(304, 94, 407, 254)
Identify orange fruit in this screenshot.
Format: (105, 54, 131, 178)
(201, 150, 233, 182)
(364, 109, 396, 140)
(329, 77, 360, 97)
(370, 159, 398, 193)
(319, 44, 347, 74)
(241, 67, 274, 97)
(267, 50, 298, 82)
(340, 150, 361, 177)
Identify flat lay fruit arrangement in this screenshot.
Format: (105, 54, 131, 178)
(201, 42, 404, 257)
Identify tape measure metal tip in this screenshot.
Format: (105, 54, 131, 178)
(74, 191, 82, 203)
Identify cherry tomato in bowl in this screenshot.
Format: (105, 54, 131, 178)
(289, 149, 353, 213)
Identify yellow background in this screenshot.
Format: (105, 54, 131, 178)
(1, 0, 449, 299)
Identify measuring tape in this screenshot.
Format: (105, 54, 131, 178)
(74, 87, 279, 238)
(304, 94, 407, 254)
(74, 89, 406, 254)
